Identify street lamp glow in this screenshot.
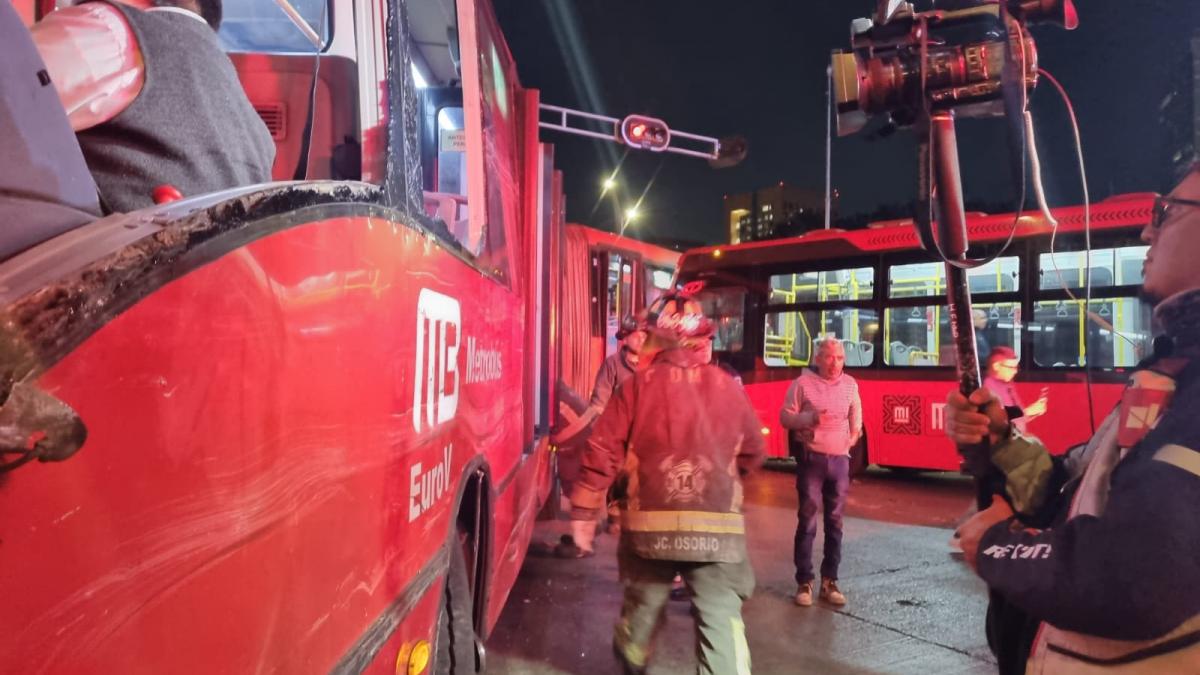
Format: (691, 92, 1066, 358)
(602, 177, 616, 192)
(625, 207, 639, 221)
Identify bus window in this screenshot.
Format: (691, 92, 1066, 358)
(884, 302, 1020, 366)
(421, 104, 477, 250)
(1031, 298, 1152, 368)
(645, 265, 673, 307)
(1037, 246, 1148, 291)
(436, 107, 467, 196)
(219, 0, 331, 52)
(768, 267, 874, 305)
(888, 257, 1019, 298)
(764, 308, 879, 367)
(604, 255, 634, 355)
(695, 287, 746, 352)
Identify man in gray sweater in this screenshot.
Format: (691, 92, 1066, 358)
(779, 338, 863, 608)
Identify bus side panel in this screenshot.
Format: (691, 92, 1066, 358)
(744, 380, 793, 458)
(744, 376, 1124, 468)
(360, 579, 444, 675)
(0, 215, 525, 672)
(863, 379, 1124, 470)
(483, 435, 551, 634)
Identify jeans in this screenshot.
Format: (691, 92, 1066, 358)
(793, 451, 850, 584)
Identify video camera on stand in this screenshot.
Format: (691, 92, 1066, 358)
(829, 0, 1077, 505)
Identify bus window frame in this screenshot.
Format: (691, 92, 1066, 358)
(759, 256, 880, 369)
(1026, 232, 1151, 371)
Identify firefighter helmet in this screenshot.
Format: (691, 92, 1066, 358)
(646, 293, 713, 341)
(616, 314, 642, 340)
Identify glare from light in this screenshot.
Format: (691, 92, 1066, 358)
(411, 63, 429, 89)
(713, 249, 723, 258)
(625, 207, 639, 220)
(602, 177, 616, 193)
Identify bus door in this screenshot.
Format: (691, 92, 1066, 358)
(595, 250, 635, 359)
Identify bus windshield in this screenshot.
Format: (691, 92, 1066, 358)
(695, 286, 747, 352)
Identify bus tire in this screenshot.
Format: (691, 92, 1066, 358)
(849, 434, 868, 477)
(435, 534, 478, 675)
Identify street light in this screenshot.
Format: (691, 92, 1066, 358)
(601, 177, 616, 193)
(619, 206, 640, 237)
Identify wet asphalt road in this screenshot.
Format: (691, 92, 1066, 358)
(486, 466, 994, 675)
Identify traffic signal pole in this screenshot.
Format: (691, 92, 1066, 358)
(538, 103, 725, 161)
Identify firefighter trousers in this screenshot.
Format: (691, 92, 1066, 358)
(615, 540, 754, 675)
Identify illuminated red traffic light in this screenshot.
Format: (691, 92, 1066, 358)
(619, 115, 670, 152)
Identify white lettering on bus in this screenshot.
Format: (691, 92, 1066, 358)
(931, 402, 946, 431)
(409, 444, 453, 522)
(465, 336, 503, 384)
(413, 289, 460, 432)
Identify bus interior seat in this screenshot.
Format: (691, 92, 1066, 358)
(890, 341, 910, 366)
(0, 0, 101, 259)
(229, 53, 360, 181)
(840, 339, 861, 366)
(858, 341, 874, 366)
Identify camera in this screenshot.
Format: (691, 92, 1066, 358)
(831, 0, 1077, 135)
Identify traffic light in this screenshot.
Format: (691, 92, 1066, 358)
(619, 115, 670, 152)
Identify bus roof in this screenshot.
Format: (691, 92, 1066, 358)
(681, 193, 1154, 274)
(567, 223, 681, 269)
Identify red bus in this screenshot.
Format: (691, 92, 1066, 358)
(559, 225, 680, 401)
(676, 194, 1156, 473)
(2, 0, 571, 672)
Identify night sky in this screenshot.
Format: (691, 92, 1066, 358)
(491, 1, 1200, 246)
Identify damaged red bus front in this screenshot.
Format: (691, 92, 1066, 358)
(1, 0, 561, 671)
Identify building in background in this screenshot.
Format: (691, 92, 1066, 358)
(1160, 31, 1200, 189)
(724, 182, 829, 244)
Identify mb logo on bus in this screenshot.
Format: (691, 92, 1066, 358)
(414, 289, 460, 432)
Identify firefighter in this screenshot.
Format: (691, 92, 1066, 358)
(569, 295, 765, 675)
(591, 314, 648, 412)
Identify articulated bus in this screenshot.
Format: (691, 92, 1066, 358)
(559, 225, 680, 400)
(677, 194, 1156, 473)
(1, 0, 576, 671)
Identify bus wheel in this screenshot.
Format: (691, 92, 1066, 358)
(849, 434, 868, 477)
(435, 534, 478, 675)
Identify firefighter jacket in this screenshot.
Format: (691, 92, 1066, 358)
(975, 290, 1200, 674)
(569, 347, 765, 563)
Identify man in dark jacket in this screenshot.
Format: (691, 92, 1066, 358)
(32, 0, 276, 212)
(946, 164, 1200, 673)
(569, 295, 765, 675)
(591, 314, 647, 412)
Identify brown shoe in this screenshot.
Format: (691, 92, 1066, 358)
(794, 582, 814, 607)
(820, 578, 847, 606)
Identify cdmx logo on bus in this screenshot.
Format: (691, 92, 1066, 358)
(413, 288, 460, 432)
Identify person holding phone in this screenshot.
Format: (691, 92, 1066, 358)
(983, 346, 1047, 434)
